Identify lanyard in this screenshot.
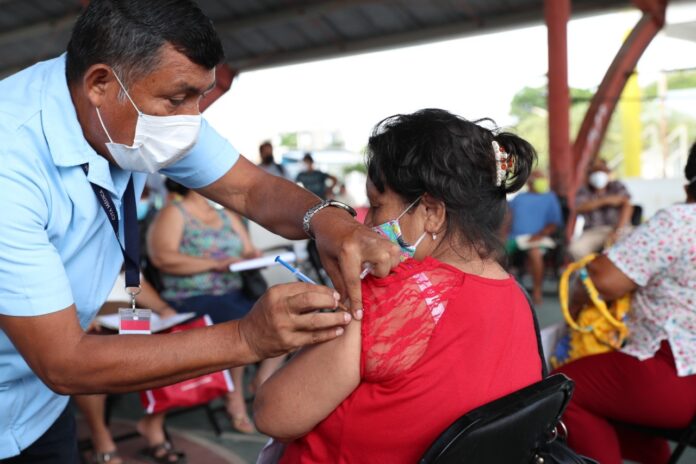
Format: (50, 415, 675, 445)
(82, 165, 141, 304)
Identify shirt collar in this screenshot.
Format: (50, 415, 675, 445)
(41, 54, 124, 196)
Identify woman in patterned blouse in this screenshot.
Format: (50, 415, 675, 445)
(555, 144, 696, 464)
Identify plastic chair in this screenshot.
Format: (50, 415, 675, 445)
(421, 284, 591, 464)
(419, 374, 574, 464)
(613, 415, 696, 464)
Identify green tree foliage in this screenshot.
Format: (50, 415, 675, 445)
(279, 132, 298, 149)
(643, 69, 696, 98)
(509, 81, 696, 176)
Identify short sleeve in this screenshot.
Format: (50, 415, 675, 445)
(0, 153, 73, 316)
(611, 181, 630, 199)
(360, 263, 464, 382)
(547, 194, 564, 227)
(606, 208, 681, 287)
(160, 118, 239, 189)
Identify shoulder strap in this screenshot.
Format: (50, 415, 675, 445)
(517, 282, 549, 378)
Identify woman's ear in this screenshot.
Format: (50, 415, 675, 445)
(82, 64, 115, 108)
(420, 194, 446, 235)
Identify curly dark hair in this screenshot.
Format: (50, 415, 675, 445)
(366, 108, 536, 259)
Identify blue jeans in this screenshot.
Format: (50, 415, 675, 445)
(3, 405, 78, 464)
(169, 289, 255, 324)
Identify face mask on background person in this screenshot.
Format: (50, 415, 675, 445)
(532, 177, 550, 194)
(588, 170, 610, 190)
(95, 71, 202, 173)
(372, 197, 427, 261)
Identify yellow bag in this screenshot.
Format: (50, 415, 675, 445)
(550, 254, 631, 369)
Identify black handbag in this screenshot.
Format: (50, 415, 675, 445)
(240, 269, 268, 300)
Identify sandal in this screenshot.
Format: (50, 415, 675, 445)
(90, 451, 123, 464)
(231, 413, 256, 434)
(140, 441, 187, 464)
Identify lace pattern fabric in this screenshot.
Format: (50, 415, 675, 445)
(361, 258, 466, 382)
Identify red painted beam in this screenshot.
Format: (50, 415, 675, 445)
(545, 0, 572, 198)
(200, 63, 237, 112)
(570, 0, 666, 203)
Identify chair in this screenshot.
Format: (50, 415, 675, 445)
(421, 284, 588, 464)
(630, 204, 643, 226)
(419, 374, 574, 464)
(613, 415, 696, 464)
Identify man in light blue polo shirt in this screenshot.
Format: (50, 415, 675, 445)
(0, 1, 399, 461)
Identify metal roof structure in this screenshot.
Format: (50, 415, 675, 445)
(0, 0, 636, 78)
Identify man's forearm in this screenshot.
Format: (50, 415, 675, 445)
(200, 158, 322, 240)
(616, 202, 634, 229)
(538, 224, 557, 237)
(51, 321, 255, 395)
(575, 198, 605, 213)
(245, 174, 321, 239)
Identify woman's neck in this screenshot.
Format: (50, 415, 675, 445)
(430, 244, 508, 279)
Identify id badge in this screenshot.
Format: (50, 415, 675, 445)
(119, 308, 152, 335)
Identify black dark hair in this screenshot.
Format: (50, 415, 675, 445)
(164, 178, 190, 196)
(686, 142, 696, 199)
(303, 153, 314, 163)
(259, 141, 272, 152)
(366, 108, 536, 259)
(66, 0, 224, 84)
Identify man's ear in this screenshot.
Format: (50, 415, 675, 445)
(421, 194, 447, 235)
(82, 64, 115, 108)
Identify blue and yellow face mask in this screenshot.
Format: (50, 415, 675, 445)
(372, 197, 426, 261)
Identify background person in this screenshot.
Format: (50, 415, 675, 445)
(295, 153, 338, 200)
(506, 170, 564, 304)
(295, 153, 339, 284)
(569, 158, 633, 260)
(0, 1, 400, 461)
(257, 141, 288, 178)
(254, 109, 542, 462)
(75, 278, 181, 464)
(553, 145, 696, 464)
(148, 179, 285, 434)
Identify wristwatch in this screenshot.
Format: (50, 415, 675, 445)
(302, 200, 357, 239)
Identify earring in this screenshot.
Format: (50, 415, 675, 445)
(432, 233, 437, 241)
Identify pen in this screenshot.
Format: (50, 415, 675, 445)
(275, 255, 351, 313)
(275, 256, 318, 284)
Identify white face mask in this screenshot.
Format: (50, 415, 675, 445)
(96, 72, 202, 173)
(588, 171, 609, 190)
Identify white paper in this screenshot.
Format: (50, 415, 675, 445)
(229, 251, 296, 272)
(97, 312, 196, 333)
(515, 234, 557, 251)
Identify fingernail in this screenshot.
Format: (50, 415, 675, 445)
(333, 291, 340, 300)
(356, 309, 364, 320)
(344, 312, 351, 323)
(336, 327, 345, 336)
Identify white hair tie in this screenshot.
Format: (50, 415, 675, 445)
(492, 140, 511, 187)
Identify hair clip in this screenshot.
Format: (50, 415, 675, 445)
(492, 140, 511, 187)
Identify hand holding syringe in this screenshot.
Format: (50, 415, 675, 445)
(275, 256, 351, 313)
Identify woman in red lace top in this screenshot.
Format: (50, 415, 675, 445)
(254, 109, 543, 463)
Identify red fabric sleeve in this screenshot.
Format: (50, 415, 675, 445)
(360, 261, 465, 382)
